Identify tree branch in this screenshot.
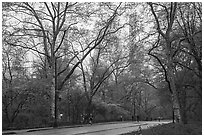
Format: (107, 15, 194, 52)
(58, 3, 121, 90)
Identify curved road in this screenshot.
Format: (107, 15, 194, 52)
(4, 120, 171, 135)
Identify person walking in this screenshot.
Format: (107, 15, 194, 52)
(136, 115, 140, 122)
(120, 115, 123, 121)
(89, 114, 93, 125)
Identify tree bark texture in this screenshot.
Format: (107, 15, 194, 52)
(166, 41, 182, 123)
(50, 65, 56, 120)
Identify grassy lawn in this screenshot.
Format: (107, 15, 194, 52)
(123, 122, 202, 135)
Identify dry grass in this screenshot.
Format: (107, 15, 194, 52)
(123, 122, 202, 135)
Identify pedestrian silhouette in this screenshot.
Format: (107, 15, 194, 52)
(136, 115, 139, 122)
(120, 115, 123, 121)
(89, 114, 93, 125)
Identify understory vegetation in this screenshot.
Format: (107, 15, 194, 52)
(124, 122, 202, 135)
(2, 2, 201, 132)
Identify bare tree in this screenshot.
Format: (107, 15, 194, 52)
(4, 2, 122, 127)
(147, 2, 182, 123)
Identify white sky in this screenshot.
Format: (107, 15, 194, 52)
(3, 2, 156, 76)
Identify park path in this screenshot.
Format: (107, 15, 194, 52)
(3, 120, 171, 135)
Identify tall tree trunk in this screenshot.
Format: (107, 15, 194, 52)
(133, 93, 136, 120)
(50, 66, 55, 123)
(166, 41, 182, 123)
(180, 89, 187, 124)
(54, 58, 58, 127)
(50, 57, 58, 127)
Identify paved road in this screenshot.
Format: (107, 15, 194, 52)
(5, 120, 171, 135)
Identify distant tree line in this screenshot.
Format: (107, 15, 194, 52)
(2, 2, 201, 130)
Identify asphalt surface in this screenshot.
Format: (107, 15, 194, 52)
(2, 120, 171, 135)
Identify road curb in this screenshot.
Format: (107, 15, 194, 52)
(2, 132, 17, 135)
(2, 125, 83, 135)
(75, 123, 148, 135)
(2, 121, 141, 135)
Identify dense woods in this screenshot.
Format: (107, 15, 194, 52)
(2, 2, 201, 130)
